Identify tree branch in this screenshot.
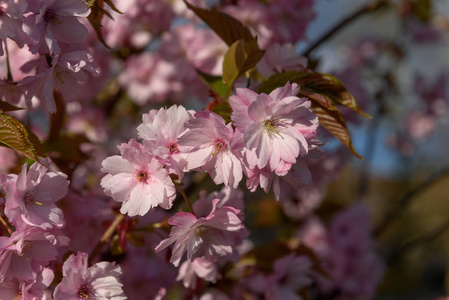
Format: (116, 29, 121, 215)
(374, 167, 449, 237)
(301, 0, 389, 57)
(89, 213, 126, 265)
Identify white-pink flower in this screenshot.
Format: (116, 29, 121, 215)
(23, 0, 90, 55)
(155, 199, 244, 267)
(53, 252, 126, 300)
(4, 158, 68, 230)
(178, 111, 244, 189)
(230, 83, 318, 171)
(101, 139, 176, 217)
(137, 105, 194, 179)
(176, 256, 221, 289)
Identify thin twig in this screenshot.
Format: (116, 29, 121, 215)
(89, 213, 126, 265)
(374, 167, 449, 237)
(386, 219, 449, 265)
(4, 41, 13, 82)
(301, 0, 389, 57)
(175, 182, 196, 217)
(0, 215, 13, 236)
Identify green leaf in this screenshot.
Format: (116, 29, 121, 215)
(0, 100, 25, 113)
(184, 1, 253, 46)
(222, 39, 265, 87)
(110, 234, 124, 255)
(258, 71, 366, 159)
(212, 101, 233, 124)
(196, 69, 229, 98)
(0, 113, 44, 162)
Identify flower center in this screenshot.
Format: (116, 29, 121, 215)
(44, 9, 62, 25)
(24, 191, 43, 209)
(136, 171, 149, 183)
(194, 226, 213, 240)
(263, 116, 286, 138)
(167, 142, 179, 154)
(212, 139, 228, 156)
(78, 284, 95, 299)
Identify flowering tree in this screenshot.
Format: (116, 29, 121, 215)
(0, 0, 448, 299)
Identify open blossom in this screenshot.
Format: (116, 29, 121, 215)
(178, 111, 243, 189)
(23, 0, 90, 55)
(53, 252, 126, 300)
(0, 0, 27, 56)
(101, 139, 176, 217)
(176, 257, 221, 289)
(0, 268, 54, 300)
(230, 83, 318, 172)
(155, 199, 244, 267)
(18, 48, 98, 112)
(0, 227, 59, 283)
(258, 43, 308, 78)
(265, 254, 313, 300)
(4, 158, 68, 230)
(137, 105, 194, 179)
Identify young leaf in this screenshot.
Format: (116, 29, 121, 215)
(0, 100, 25, 113)
(222, 39, 265, 87)
(87, 0, 123, 48)
(311, 103, 363, 159)
(0, 113, 44, 161)
(184, 1, 253, 45)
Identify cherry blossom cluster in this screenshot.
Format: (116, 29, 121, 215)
(0, 158, 126, 299)
(0, 0, 97, 112)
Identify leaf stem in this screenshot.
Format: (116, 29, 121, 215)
(175, 182, 196, 217)
(89, 213, 126, 265)
(301, 0, 389, 57)
(0, 214, 13, 236)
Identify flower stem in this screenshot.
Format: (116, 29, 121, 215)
(0, 214, 13, 236)
(89, 213, 126, 265)
(175, 182, 196, 217)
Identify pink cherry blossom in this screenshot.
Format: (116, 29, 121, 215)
(230, 83, 318, 172)
(265, 254, 313, 300)
(0, 0, 27, 56)
(176, 256, 221, 289)
(0, 227, 59, 283)
(178, 111, 244, 189)
(101, 139, 176, 217)
(23, 0, 90, 55)
(258, 43, 308, 78)
(18, 47, 98, 112)
(155, 199, 244, 267)
(53, 252, 126, 300)
(137, 105, 194, 179)
(0, 267, 54, 300)
(4, 158, 68, 230)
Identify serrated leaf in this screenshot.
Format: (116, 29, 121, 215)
(184, 1, 253, 46)
(259, 71, 369, 117)
(0, 113, 44, 161)
(196, 69, 229, 97)
(223, 39, 265, 87)
(87, 0, 122, 48)
(0, 100, 25, 113)
(311, 103, 363, 159)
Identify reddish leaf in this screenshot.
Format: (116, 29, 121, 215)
(0, 100, 25, 113)
(0, 113, 44, 161)
(184, 1, 253, 46)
